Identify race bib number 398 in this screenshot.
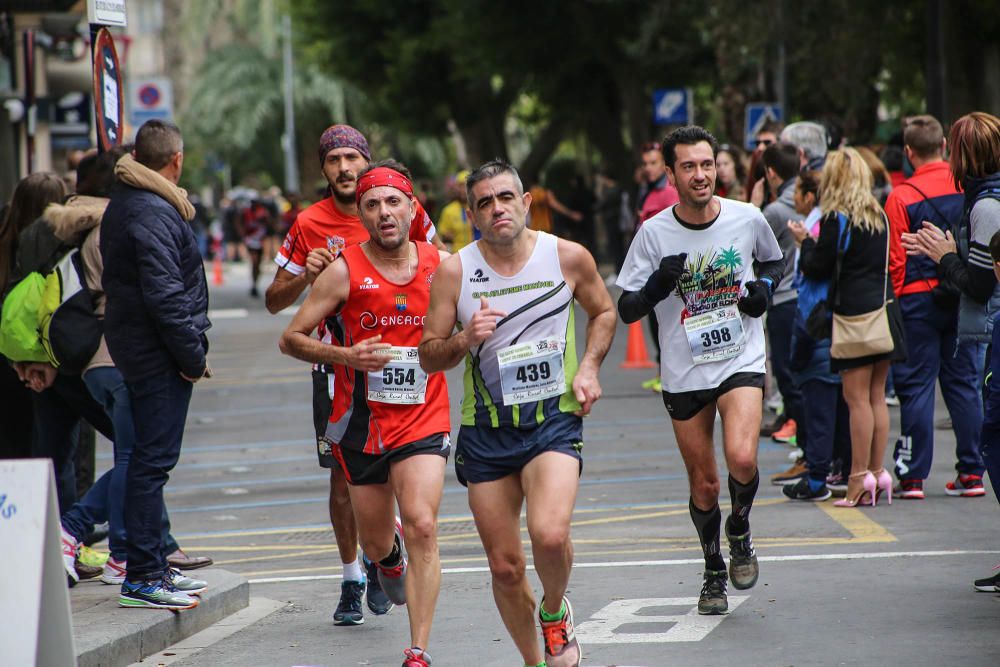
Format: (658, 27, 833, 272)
(682, 306, 746, 365)
(367, 346, 428, 404)
(496, 337, 567, 405)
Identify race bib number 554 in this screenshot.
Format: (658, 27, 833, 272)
(367, 346, 428, 404)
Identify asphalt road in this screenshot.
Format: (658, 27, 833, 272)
(122, 263, 1000, 667)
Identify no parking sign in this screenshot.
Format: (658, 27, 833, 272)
(129, 76, 174, 126)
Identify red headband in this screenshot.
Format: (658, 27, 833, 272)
(355, 167, 414, 204)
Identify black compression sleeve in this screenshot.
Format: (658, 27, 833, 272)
(618, 290, 655, 324)
(756, 257, 786, 289)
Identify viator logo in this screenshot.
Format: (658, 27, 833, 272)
(470, 268, 489, 283)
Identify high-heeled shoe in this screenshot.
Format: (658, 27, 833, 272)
(833, 471, 876, 507)
(872, 468, 892, 506)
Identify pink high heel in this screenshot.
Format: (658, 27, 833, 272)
(873, 468, 892, 506)
(833, 471, 876, 507)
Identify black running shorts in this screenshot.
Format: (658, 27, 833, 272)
(332, 433, 451, 486)
(661, 372, 765, 421)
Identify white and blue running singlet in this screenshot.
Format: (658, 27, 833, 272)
(456, 231, 580, 428)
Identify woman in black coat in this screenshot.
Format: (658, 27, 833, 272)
(790, 148, 906, 507)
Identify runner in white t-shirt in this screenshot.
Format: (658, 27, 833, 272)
(617, 126, 785, 616)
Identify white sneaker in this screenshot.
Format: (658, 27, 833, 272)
(60, 525, 80, 586)
(101, 557, 127, 585)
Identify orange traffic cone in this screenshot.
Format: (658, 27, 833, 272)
(212, 252, 224, 286)
(620, 321, 656, 369)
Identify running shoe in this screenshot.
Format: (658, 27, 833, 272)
(364, 555, 393, 615)
(377, 519, 408, 606)
(61, 525, 80, 587)
(945, 474, 986, 497)
(973, 568, 1000, 592)
(77, 544, 108, 568)
(119, 575, 199, 610)
(101, 557, 127, 585)
(782, 477, 832, 502)
(698, 569, 729, 615)
(770, 458, 808, 486)
(885, 393, 900, 406)
(759, 415, 784, 437)
(771, 418, 797, 443)
(725, 520, 759, 590)
(168, 568, 208, 596)
(539, 596, 580, 667)
(893, 479, 924, 500)
(402, 647, 432, 667)
(641, 377, 662, 393)
(333, 579, 365, 625)
(765, 393, 783, 414)
(826, 471, 847, 495)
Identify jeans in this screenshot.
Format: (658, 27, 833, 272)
(60, 367, 177, 560)
(30, 373, 114, 512)
(800, 379, 851, 481)
(124, 372, 192, 580)
(767, 300, 804, 438)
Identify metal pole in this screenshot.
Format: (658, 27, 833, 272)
(282, 14, 299, 194)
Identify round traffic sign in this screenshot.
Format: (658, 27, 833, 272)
(138, 84, 161, 108)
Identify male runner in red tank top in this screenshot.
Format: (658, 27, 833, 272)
(265, 126, 444, 626)
(280, 164, 449, 667)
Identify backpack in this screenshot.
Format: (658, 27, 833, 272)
(0, 247, 102, 372)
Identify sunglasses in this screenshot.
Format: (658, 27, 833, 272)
(755, 139, 774, 147)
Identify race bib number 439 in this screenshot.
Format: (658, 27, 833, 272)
(496, 337, 567, 405)
(367, 346, 428, 404)
(682, 306, 746, 365)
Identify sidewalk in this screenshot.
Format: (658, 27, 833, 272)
(72, 568, 249, 667)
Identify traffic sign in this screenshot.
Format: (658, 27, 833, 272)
(92, 27, 123, 151)
(744, 102, 783, 150)
(129, 76, 174, 126)
(653, 88, 693, 125)
(87, 0, 127, 27)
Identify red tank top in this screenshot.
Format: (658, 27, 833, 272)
(327, 242, 450, 453)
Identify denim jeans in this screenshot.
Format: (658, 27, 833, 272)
(767, 300, 804, 435)
(30, 373, 114, 512)
(60, 367, 177, 560)
(800, 379, 851, 481)
(124, 372, 192, 580)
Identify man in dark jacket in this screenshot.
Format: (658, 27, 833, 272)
(101, 120, 211, 610)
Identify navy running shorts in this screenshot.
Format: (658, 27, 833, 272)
(332, 433, 451, 486)
(455, 412, 584, 486)
(661, 372, 765, 421)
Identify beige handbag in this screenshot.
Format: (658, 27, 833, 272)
(830, 216, 894, 360)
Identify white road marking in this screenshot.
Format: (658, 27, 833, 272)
(247, 549, 1000, 584)
(208, 308, 249, 319)
(126, 597, 286, 666)
(574, 597, 749, 643)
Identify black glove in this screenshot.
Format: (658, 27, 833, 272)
(738, 280, 771, 318)
(640, 253, 687, 304)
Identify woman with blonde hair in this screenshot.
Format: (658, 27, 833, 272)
(790, 148, 906, 507)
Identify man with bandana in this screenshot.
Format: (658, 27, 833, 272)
(281, 164, 450, 667)
(266, 126, 443, 626)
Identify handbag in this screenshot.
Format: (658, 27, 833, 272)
(830, 213, 894, 359)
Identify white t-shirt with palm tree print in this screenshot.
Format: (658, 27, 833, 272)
(617, 197, 782, 393)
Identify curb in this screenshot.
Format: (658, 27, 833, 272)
(72, 569, 249, 667)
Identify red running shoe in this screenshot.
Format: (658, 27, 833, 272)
(945, 473, 986, 497)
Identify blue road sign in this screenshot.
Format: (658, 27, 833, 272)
(744, 103, 784, 150)
(653, 88, 693, 125)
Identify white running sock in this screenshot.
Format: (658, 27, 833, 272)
(343, 559, 363, 582)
